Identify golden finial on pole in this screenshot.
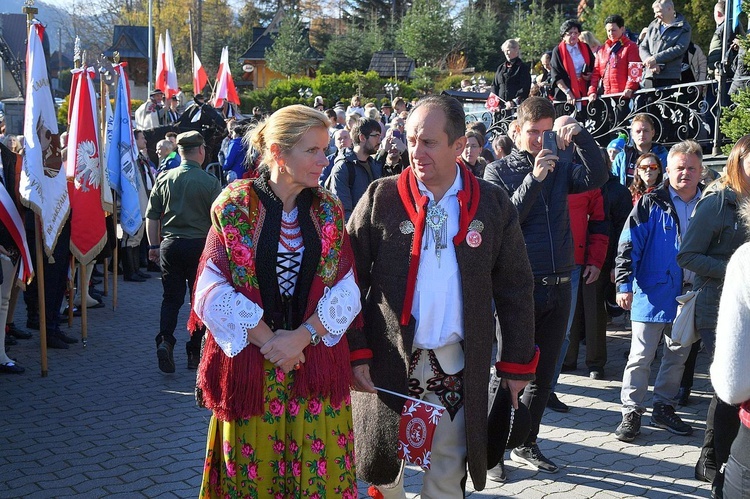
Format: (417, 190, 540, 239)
(23, 0, 38, 24)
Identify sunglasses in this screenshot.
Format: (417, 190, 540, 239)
(638, 164, 659, 171)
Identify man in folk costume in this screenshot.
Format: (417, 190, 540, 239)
(347, 95, 539, 497)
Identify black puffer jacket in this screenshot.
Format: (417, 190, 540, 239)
(483, 128, 608, 276)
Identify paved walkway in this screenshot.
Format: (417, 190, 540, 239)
(0, 273, 712, 498)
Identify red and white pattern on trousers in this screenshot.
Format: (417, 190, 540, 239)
(740, 402, 750, 429)
(397, 399, 445, 470)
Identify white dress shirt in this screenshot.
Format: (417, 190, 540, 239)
(411, 166, 464, 351)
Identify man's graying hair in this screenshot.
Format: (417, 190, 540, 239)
(409, 95, 466, 144)
(668, 140, 702, 162)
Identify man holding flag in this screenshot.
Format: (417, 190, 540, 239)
(347, 95, 538, 496)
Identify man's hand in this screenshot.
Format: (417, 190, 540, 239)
(532, 149, 559, 182)
(643, 56, 658, 70)
(148, 248, 160, 263)
(616, 292, 633, 310)
(502, 378, 529, 409)
(352, 364, 377, 393)
(555, 121, 583, 148)
(588, 93, 598, 102)
(583, 265, 601, 284)
(623, 88, 634, 99)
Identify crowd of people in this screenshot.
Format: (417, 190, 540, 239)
(3, 0, 750, 498)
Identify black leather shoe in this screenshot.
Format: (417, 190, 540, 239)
(124, 273, 146, 282)
(7, 323, 32, 340)
(589, 369, 604, 380)
(547, 393, 570, 413)
(47, 335, 69, 349)
(135, 270, 152, 279)
(56, 331, 79, 344)
(187, 350, 200, 370)
(0, 361, 25, 374)
(26, 319, 40, 331)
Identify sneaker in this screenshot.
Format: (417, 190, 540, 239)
(546, 393, 569, 413)
(651, 402, 693, 435)
(487, 460, 506, 482)
(157, 340, 175, 373)
(615, 411, 641, 442)
(510, 443, 558, 473)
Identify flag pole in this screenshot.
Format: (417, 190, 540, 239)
(23, 0, 49, 377)
(111, 53, 121, 311)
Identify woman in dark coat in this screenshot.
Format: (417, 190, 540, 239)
(491, 38, 531, 109)
(550, 20, 595, 107)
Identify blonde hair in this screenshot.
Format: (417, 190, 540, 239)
(580, 31, 601, 50)
(247, 105, 330, 167)
(716, 134, 750, 198)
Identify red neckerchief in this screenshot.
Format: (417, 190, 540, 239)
(396, 164, 480, 325)
(558, 41, 592, 98)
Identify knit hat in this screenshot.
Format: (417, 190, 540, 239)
(607, 136, 626, 153)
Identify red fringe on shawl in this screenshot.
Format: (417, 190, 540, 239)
(189, 190, 361, 422)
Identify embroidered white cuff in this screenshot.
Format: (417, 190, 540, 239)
(193, 260, 264, 358)
(317, 269, 362, 347)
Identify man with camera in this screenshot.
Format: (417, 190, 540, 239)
(484, 96, 607, 479)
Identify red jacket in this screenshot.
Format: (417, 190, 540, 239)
(588, 37, 642, 96)
(568, 190, 609, 269)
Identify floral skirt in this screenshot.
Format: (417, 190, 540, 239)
(199, 360, 357, 499)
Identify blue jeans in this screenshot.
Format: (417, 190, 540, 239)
(551, 265, 582, 391)
(724, 424, 750, 499)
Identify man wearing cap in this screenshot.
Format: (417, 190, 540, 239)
(146, 130, 222, 373)
(380, 102, 393, 125)
(135, 89, 165, 130)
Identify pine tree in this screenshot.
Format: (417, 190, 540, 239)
(396, 0, 453, 66)
(265, 11, 309, 77)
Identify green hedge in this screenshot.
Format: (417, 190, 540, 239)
(239, 71, 424, 114)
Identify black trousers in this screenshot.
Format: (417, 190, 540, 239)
(23, 212, 70, 334)
(521, 281, 572, 444)
(155, 237, 206, 353)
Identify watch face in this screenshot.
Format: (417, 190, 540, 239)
(310, 334, 321, 346)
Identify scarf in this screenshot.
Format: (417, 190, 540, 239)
(188, 176, 362, 421)
(396, 164, 480, 326)
(558, 41, 592, 99)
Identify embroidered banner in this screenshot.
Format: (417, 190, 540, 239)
(66, 67, 107, 263)
(628, 62, 644, 84)
(397, 398, 445, 470)
(485, 92, 501, 112)
(20, 21, 70, 257)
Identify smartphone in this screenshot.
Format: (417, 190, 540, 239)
(542, 130, 557, 156)
(393, 130, 402, 140)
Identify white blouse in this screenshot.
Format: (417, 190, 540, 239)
(193, 251, 361, 358)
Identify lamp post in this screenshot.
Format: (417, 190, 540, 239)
(384, 82, 399, 101)
(298, 87, 312, 101)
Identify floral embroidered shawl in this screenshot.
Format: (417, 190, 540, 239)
(190, 177, 360, 422)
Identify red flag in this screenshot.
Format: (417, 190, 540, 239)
(193, 52, 208, 94)
(214, 46, 239, 107)
(485, 92, 501, 112)
(628, 62, 644, 84)
(396, 398, 445, 470)
(66, 68, 107, 264)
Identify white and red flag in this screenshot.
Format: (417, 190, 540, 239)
(485, 92, 501, 112)
(155, 34, 165, 92)
(628, 62, 644, 84)
(163, 30, 179, 98)
(193, 51, 208, 94)
(377, 387, 445, 470)
(0, 181, 33, 284)
(214, 46, 239, 108)
(66, 67, 107, 264)
(20, 20, 70, 257)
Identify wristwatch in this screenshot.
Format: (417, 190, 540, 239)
(302, 322, 321, 346)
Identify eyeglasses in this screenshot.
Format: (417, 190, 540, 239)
(638, 164, 659, 171)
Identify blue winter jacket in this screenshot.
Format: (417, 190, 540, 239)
(611, 143, 668, 187)
(615, 183, 690, 323)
